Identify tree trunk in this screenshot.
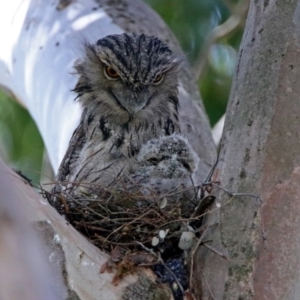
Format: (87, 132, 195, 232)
(198, 1, 300, 299)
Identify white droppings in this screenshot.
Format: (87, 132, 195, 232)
(82, 261, 90, 266)
(69, 279, 74, 290)
(159, 230, 167, 239)
(49, 252, 60, 263)
(159, 197, 168, 209)
(152, 236, 159, 246)
(53, 234, 60, 243)
(178, 231, 196, 250)
(39, 198, 48, 205)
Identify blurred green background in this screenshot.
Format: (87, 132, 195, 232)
(0, 0, 245, 184)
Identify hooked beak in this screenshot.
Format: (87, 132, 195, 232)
(110, 90, 153, 117)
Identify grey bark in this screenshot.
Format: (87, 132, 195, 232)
(198, 1, 300, 299)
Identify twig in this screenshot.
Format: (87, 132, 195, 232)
(202, 242, 229, 261)
(191, 152, 219, 217)
(200, 271, 217, 300)
(193, 0, 250, 79)
(191, 195, 215, 218)
(209, 182, 261, 202)
(103, 209, 161, 242)
(204, 151, 220, 184)
(189, 226, 209, 290)
(94, 234, 146, 247)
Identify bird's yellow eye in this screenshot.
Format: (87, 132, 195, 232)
(105, 66, 120, 79)
(153, 73, 164, 85)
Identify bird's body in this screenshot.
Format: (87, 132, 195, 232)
(50, 34, 199, 298)
(52, 33, 198, 210)
(58, 103, 181, 187)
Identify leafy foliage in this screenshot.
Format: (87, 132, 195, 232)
(0, 91, 44, 183)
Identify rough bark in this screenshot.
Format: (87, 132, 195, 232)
(198, 1, 300, 299)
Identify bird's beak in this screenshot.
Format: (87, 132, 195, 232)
(126, 93, 151, 116)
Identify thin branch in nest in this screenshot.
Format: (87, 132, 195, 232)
(57, 193, 69, 214)
(209, 182, 261, 203)
(189, 226, 209, 292)
(191, 152, 220, 217)
(203, 152, 220, 184)
(151, 183, 190, 200)
(200, 271, 217, 300)
(202, 242, 229, 261)
(156, 216, 201, 232)
(74, 222, 112, 233)
(94, 233, 144, 247)
(12, 170, 33, 186)
(188, 174, 200, 204)
(103, 209, 161, 242)
(190, 191, 260, 227)
(69, 196, 108, 219)
(189, 151, 260, 218)
(191, 195, 215, 218)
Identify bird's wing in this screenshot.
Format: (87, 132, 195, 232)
(56, 110, 87, 183)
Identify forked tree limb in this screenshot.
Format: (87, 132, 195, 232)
(197, 1, 300, 299)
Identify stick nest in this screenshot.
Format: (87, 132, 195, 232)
(45, 176, 219, 300)
(49, 179, 206, 254)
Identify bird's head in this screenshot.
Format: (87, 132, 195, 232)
(74, 33, 181, 126)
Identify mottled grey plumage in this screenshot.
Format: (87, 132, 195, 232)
(51, 33, 198, 208)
